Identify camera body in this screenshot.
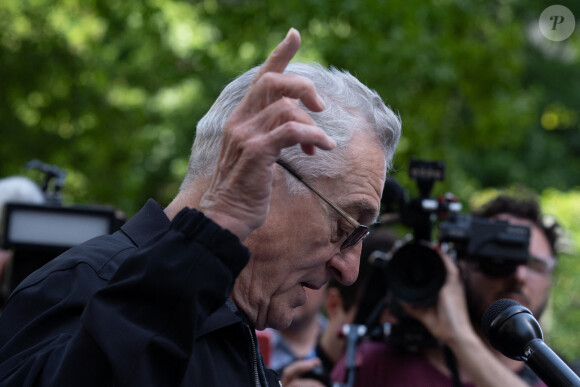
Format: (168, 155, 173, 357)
(365, 159, 530, 350)
(0, 161, 124, 297)
(439, 214, 530, 263)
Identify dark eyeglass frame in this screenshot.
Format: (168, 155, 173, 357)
(276, 159, 369, 251)
(473, 254, 556, 278)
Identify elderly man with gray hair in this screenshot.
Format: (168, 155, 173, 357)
(0, 28, 401, 386)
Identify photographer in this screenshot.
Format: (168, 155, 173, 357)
(331, 194, 558, 387)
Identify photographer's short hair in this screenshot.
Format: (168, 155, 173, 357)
(474, 195, 560, 256)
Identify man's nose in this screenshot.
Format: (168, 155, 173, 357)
(511, 263, 530, 281)
(329, 244, 361, 285)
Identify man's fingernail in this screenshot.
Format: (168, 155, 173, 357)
(285, 27, 300, 42)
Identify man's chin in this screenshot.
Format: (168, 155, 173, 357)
(262, 309, 295, 331)
(474, 293, 532, 327)
(497, 292, 530, 309)
(262, 290, 307, 329)
(267, 317, 293, 331)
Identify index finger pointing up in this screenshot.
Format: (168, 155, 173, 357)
(252, 28, 301, 83)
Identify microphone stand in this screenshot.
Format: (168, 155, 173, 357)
(334, 323, 393, 387)
(338, 324, 367, 387)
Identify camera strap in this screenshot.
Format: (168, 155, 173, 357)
(443, 345, 462, 387)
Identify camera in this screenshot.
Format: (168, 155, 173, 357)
(358, 159, 530, 350)
(0, 160, 124, 298)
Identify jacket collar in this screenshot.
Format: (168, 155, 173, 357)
(195, 299, 246, 339)
(121, 199, 170, 247)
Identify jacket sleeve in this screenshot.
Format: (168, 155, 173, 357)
(0, 208, 250, 386)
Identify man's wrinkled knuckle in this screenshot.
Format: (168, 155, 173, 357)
(243, 138, 265, 158)
(292, 76, 316, 95)
(302, 78, 316, 92)
(279, 122, 300, 137)
(227, 127, 246, 144)
(258, 72, 278, 86)
(279, 97, 297, 109)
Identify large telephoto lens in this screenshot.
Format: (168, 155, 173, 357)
(386, 243, 446, 306)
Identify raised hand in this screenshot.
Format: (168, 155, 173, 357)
(199, 28, 336, 241)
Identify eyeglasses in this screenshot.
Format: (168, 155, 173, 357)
(474, 254, 556, 278)
(275, 159, 369, 251)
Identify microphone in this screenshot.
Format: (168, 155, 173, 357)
(481, 299, 580, 387)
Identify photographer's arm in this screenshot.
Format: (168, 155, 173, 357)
(404, 251, 528, 387)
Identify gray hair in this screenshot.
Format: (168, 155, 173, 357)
(182, 62, 401, 193)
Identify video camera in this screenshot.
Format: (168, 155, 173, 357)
(356, 159, 530, 350)
(1, 160, 124, 298)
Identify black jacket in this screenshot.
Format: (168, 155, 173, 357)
(0, 200, 280, 386)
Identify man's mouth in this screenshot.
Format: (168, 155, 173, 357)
(499, 291, 529, 307)
(301, 281, 321, 290)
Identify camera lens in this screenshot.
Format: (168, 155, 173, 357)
(386, 243, 446, 306)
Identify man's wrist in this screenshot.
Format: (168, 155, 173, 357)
(171, 207, 251, 275)
(445, 327, 483, 354)
(198, 209, 253, 242)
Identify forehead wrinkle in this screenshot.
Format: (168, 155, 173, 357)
(342, 200, 380, 225)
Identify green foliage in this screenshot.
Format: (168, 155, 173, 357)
(1, 0, 579, 360)
(541, 188, 580, 360)
(0, 0, 225, 214)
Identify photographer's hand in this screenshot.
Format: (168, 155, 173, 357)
(281, 358, 328, 387)
(198, 28, 335, 242)
(402, 250, 528, 387)
(403, 249, 472, 343)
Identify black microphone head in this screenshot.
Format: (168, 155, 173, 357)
(481, 298, 519, 338)
(481, 299, 543, 361)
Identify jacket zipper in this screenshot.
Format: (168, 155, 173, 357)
(246, 324, 261, 386)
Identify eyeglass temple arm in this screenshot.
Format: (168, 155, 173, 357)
(275, 159, 360, 228)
